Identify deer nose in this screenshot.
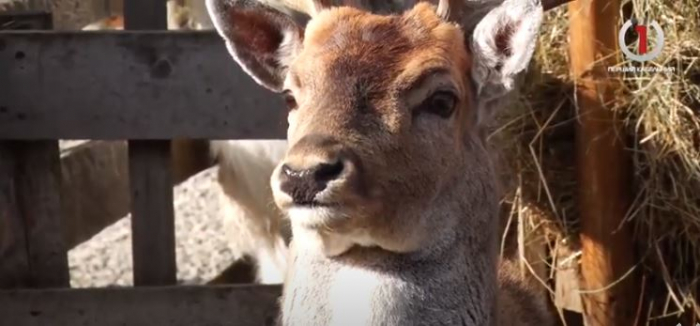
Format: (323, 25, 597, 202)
(279, 159, 345, 204)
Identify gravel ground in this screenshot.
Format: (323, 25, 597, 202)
(62, 141, 238, 288)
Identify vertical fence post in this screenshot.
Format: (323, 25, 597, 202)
(568, 0, 641, 325)
(0, 9, 69, 289)
(13, 141, 70, 288)
(0, 143, 29, 288)
(124, 0, 177, 286)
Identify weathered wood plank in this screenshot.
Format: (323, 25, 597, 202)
(0, 284, 282, 326)
(0, 31, 287, 139)
(128, 141, 177, 286)
(59, 140, 131, 249)
(0, 142, 30, 288)
(12, 141, 71, 288)
(0, 9, 68, 289)
(568, 0, 641, 325)
(124, 0, 166, 30)
(0, 141, 71, 289)
(125, 0, 177, 287)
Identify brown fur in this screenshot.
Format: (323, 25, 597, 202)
(497, 260, 554, 326)
(278, 7, 476, 248)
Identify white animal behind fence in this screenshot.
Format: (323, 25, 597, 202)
(210, 140, 290, 284)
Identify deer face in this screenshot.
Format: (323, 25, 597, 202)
(275, 6, 475, 249)
(208, 0, 543, 256)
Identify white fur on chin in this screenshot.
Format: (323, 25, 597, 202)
(288, 207, 376, 257)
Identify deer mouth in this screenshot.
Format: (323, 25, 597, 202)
(286, 204, 349, 229)
(292, 200, 338, 208)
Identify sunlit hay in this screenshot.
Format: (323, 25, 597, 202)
(491, 4, 577, 255)
(490, 0, 700, 322)
(622, 0, 700, 320)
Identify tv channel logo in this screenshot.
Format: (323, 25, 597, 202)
(618, 19, 665, 62)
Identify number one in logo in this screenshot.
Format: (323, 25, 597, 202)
(619, 19, 665, 62)
(635, 24, 648, 54)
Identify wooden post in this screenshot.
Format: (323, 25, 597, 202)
(128, 141, 177, 286)
(14, 142, 71, 288)
(568, 1, 641, 325)
(0, 9, 69, 289)
(124, 0, 176, 286)
(124, 0, 166, 30)
(0, 284, 282, 326)
(0, 143, 30, 288)
(0, 142, 70, 289)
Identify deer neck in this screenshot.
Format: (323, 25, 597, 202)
(280, 178, 500, 326)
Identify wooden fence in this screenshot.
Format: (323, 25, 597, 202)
(0, 1, 283, 325)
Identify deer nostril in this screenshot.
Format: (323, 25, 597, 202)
(279, 160, 345, 205)
(314, 160, 344, 183)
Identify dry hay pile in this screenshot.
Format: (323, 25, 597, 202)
(493, 0, 700, 323)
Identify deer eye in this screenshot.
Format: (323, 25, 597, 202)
(417, 90, 457, 118)
(282, 90, 298, 111)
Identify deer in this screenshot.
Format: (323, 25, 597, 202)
(207, 0, 563, 324)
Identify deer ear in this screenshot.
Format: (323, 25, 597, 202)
(206, 0, 305, 92)
(469, 0, 543, 122)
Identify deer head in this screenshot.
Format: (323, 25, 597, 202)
(208, 0, 545, 257)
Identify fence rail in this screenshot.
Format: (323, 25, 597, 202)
(0, 284, 282, 326)
(0, 31, 287, 139)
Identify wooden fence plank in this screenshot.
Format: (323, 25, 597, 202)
(12, 141, 70, 288)
(59, 140, 132, 250)
(0, 31, 287, 139)
(0, 284, 282, 326)
(0, 142, 30, 289)
(124, 0, 166, 30)
(124, 0, 177, 287)
(568, 0, 641, 325)
(0, 8, 68, 289)
(128, 141, 177, 286)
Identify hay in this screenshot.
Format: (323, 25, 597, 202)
(493, 0, 700, 322)
(623, 0, 700, 319)
(493, 1, 577, 253)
